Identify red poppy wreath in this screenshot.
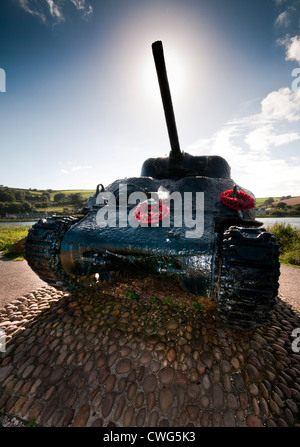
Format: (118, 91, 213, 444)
(133, 200, 170, 224)
(220, 188, 255, 211)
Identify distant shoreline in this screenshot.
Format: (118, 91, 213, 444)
(257, 214, 300, 218)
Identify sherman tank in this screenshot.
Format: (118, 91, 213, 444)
(25, 41, 280, 330)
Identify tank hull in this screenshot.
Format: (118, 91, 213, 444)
(59, 175, 256, 297)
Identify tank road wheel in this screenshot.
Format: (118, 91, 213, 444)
(217, 226, 280, 331)
(25, 216, 81, 293)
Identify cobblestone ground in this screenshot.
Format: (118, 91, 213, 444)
(0, 274, 299, 427)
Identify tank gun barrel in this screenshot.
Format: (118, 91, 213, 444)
(152, 41, 183, 162)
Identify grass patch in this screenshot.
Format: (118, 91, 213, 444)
(126, 291, 139, 300)
(35, 206, 67, 213)
(26, 419, 37, 427)
(48, 190, 94, 201)
(255, 197, 281, 207)
(193, 301, 205, 311)
(267, 222, 300, 267)
(280, 251, 300, 268)
(0, 225, 30, 257)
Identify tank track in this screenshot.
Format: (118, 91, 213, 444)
(25, 216, 81, 293)
(217, 226, 280, 331)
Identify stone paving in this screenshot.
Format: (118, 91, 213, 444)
(0, 274, 300, 427)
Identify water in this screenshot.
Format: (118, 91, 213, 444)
(258, 217, 300, 230)
(0, 221, 37, 227)
(1, 217, 300, 230)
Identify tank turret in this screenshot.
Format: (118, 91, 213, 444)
(141, 41, 230, 180)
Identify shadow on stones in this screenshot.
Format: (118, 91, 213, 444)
(0, 275, 300, 428)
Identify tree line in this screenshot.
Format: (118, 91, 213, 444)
(260, 196, 300, 216)
(0, 187, 85, 217)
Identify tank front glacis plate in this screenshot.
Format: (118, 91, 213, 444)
(60, 176, 255, 295)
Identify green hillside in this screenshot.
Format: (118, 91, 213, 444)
(255, 196, 300, 217)
(255, 197, 281, 207)
(4, 187, 95, 200)
(0, 186, 95, 218)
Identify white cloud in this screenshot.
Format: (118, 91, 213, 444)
(185, 86, 300, 197)
(46, 0, 64, 21)
(70, 0, 93, 17)
(261, 87, 300, 121)
(18, 0, 93, 23)
(245, 124, 300, 158)
(242, 158, 300, 197)
(60, 165, 92, 174)
(18, 0, 46, 23)
(275, 11, 291, 28)
(245, 125, 276, 158)
(211, 127, 244, 161)
(284, 35, 300, 63)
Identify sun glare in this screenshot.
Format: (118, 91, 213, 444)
(141, 48, 187, 104)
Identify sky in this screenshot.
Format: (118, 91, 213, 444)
(0, 0, 299, 198)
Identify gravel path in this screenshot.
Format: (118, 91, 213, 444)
(0, 265, 299, 427)
(0, 255, 46, 309)
(278, 264, 300, 312)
